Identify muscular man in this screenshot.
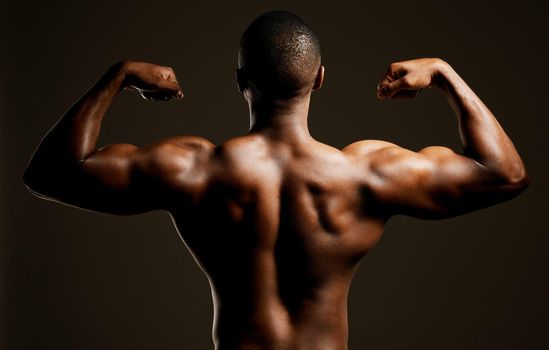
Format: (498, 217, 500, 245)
(23, 10, 529, 350)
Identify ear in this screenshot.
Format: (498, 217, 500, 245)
(235, 68, 248, 93)
(312, 65, 325, 91)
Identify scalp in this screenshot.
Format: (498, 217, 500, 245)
(239, 10, 321, 97)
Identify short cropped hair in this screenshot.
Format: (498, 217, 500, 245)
(238, 10, 321, 98)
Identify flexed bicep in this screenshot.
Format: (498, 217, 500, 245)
(364, 57, 529, 219)
(366, 145, 528, 220)
(36, 143, 157, 215)
(29, 140, 207, 216)
(69, 143, 162, 215)
(22, 60, 210, 215)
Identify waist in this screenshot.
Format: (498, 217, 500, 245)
(212, 298, 349, 350)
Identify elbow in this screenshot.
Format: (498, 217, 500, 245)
(23, 162, 79, 199)
(501, 165, 531, 194)
(23, 167, 34, 189)
(485, 159, 531, 196)
(513, 170, 530, 191)
(22, 166, 54, 198)
(22, 167, 43, 195)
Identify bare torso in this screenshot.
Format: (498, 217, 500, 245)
(169, 134, 387, 349)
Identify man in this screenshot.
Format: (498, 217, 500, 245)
(23, 10, 529, 350)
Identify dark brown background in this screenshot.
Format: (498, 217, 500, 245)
(2, 1, 547, 349)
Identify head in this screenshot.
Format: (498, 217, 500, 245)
(236, 10, 324, 100)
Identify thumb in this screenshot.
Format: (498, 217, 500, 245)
(377, 77, 410, 99)
(157, 78, 184, 99)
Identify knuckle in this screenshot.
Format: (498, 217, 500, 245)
(388, 62, 399, 72)
(401, 76, 412, 86)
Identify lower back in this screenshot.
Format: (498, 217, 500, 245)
(212, 285, 351, 350)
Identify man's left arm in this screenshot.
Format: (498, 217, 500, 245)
(23, 60, 209, 215)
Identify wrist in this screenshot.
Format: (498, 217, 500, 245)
(103, 60, 131, 92)
(431, 59, 453, 89)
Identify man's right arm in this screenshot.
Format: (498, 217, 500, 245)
(345, 58, 530, 219)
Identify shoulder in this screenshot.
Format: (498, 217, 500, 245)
(160, 135, 215, 152)
(135, 136, 215, 185)
(341, 139, 435, 180)
(342, 139, 400, 159)
(341, 139, 442, 163)
(343, 139, 456, 160)
(214, 135, 269, 163)
(146, 136, 214, 157)
(211, 135, 278, 188)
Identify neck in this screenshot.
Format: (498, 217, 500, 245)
(247, 93, 313, 143)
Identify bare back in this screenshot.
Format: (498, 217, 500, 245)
(169, 135, 386, 349)
(23, 57, 529, 350)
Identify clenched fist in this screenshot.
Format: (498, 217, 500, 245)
(376, 58, 447, 99)
(119, 60, 184, 101)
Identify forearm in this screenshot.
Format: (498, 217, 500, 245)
(24, 62, 127, 185)
(436, 61, 529, 183)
